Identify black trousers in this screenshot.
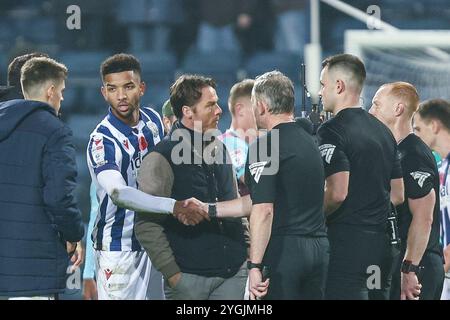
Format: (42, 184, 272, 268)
(390, 250, 444, 300)
(325, 223, 391, 300)
(263, 235, 329, 300)
(368, 244, 400, 300)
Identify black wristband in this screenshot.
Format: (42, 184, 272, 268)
(401, 260, 423, 277)
(247, 261, 263, 270)
(208, 203, 217, 218)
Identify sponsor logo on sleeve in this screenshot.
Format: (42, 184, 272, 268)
(91, 135, 106, 167)
(147, 122, 159, 138)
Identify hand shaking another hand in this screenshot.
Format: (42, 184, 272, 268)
(173, 198, 210, 226)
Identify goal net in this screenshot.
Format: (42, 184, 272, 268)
(344, 30, 450, 109)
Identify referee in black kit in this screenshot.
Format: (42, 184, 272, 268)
(317, 54, 405, 300)
(245, 71, 329, 300)
(370, 82, 444, 300)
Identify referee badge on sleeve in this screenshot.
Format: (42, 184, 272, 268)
(249, 161, 268, 183)
(410, 171, 431, 188)
(319, 144, 336, 164)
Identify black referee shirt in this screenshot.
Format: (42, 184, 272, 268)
(245, 122, 327, 237)
(396, 133, 442, 255)
(317, 108, 403, 226)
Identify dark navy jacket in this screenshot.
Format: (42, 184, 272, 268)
(0, 99, 84, 297)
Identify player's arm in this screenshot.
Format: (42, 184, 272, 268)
(404, 189, 435, 265)
(88, 134, 202, 219)
(399, 157, 436, 300)
(317, 125, 350, 216)
(324, 171, 349, 216)
(401, 156, 436, 266)
(391, 149, 405, 206)
(134, 152, 180, 285)
(400, 189, 435, 300)
(249, 202, 272, 299)
(390, 178, 405, 206)
(88, 133, 175, 214)
(246, 151, 276, 300)
(97, 170, 176, 215)
(217, 195, 252, 217)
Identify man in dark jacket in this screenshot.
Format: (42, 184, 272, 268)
(0, 57, 84, 299)
(0, 52, 49, 102)
(135, 74, 248, 300)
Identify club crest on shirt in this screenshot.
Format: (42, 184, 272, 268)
(249, 161, 268, 183)
(410, 171, 431, 188)
(319, 144, 336, 164)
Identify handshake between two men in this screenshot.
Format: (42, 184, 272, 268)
(173, 198, 213, 226)
(172, 194, 253, 225)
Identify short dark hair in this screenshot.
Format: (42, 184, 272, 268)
(21, 57, 68, 97)
(322, 53, 366, 91)
(170, 74, 216, 119)
(228, 79, 255, 115)
(100, 53, 142, 80)
(417, 99, 450, 132)
(8, 52, 49, 88)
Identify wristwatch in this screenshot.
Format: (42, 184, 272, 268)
(208, 203, 217, 218)
(401, 260, 424, 277)
(247, 261, 264, 271)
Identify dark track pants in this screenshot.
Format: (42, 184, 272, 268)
(325, 224, 391, 300)
(263, 235, 329, 300)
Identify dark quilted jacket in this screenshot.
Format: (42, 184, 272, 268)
(0, 99, 84, 297)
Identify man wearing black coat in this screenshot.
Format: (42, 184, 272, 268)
(0, 57, 84, 299)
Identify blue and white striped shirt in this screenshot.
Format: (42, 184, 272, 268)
(87, 107, 163, 252)
(440, 154, 450, 250)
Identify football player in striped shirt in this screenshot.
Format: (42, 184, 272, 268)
(87, 54, 206, 300)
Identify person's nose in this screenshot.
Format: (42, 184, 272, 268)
(215, 104, 222, 117)
(117, 87, 127, 101)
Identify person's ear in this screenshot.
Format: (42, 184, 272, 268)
(336, 79, 345, 94)
(46, 84, 55, 101)
(431, 119, 440, 134)
(182, 105, 193, 119)
(101, 86, 108, 101)
(258, 100, 266, 116)
(394, 103, 405, 117)
(235, 103, 244, 116)
(139, 81, 146, 97)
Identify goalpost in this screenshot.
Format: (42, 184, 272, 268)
(305, 0, 450, 111)
(345, 30, 450, 108)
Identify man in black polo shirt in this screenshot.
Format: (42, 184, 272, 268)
(317, 54, 405, 300)
(182, 71, 329, 300)
(370, 82, 444, 300)
(245, 71, 328, 300)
